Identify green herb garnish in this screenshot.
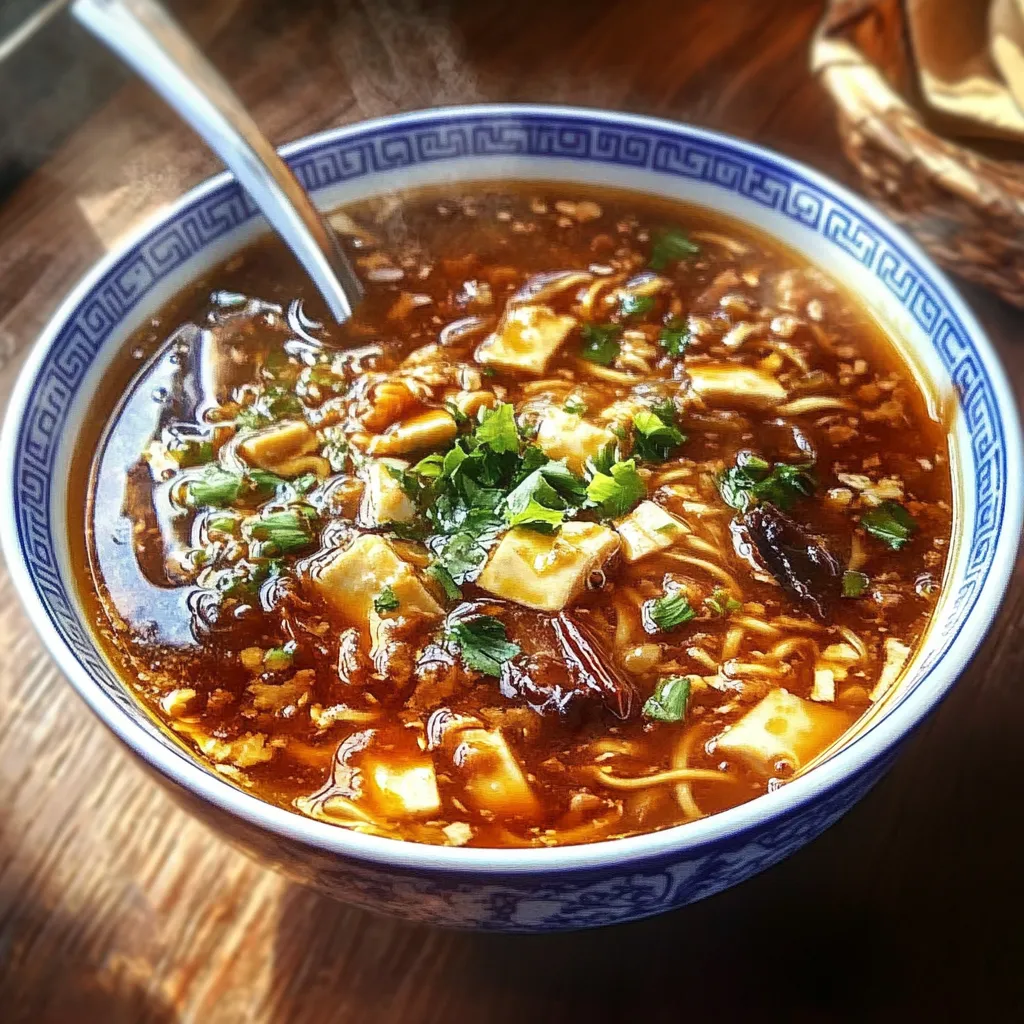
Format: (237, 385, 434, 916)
(659, 318, 691, 357)
(632, 404, 686, 463)
(169, 438, 214, 468)
(717, 452, 815, 512)
(186, 466, 243, 507)
(842, 570, 870, 597)
(262, 645, 294, 672)
(860, 501, 917, 550)
(619, 294, 655, 318)
(475, 402, 519, 453)
(563, 396, 588, 416)
(248, 509, 317, 555)
(445, 615, 520, 677)
(649, 227, 700, 270)
(649, 591, 696, 632)
(579, 323, 621, 365)
(643, 675, 692, 722)
(586, 459, 646, 518)
(704, 588, 742, 616)
(373, 586, 400, 614)
(426, 563, 463, 602)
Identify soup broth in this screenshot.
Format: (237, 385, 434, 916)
(75, 184, 953, 848)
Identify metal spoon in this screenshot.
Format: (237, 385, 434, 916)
(71, 0, 363, 323)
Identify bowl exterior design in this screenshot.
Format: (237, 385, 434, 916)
(3, 107, 1018, 931)
(162, 745, 895, 930)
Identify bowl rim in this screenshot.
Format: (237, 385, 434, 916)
(3, 102, 1020, 876)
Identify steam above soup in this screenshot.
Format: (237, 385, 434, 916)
(78, 184, 952, 848)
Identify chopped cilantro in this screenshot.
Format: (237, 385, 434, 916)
(384, 519, 430, 541)
(717, 451, 815, 512)
(632, 406, 686, 463)
(659, 318, 691, 357)
(426, 563, 463, 602)
(579, 323, 621, 365)
(429, 509, 504, 583)
(444, 400, 469, 427)
(643, 675, 692, 722)
(445, 615, 520, 677)
(648, 591, 696, 632)
(860, 502, 917, 550)
(236, 406, 271, 431)
(262, 645, 294, 671)
(169, 438, 214, 468)
(373, 586, 400, 614)
(475, 402, 519, 453)
(649, 227, 700, 270)
(507, 499, 566, 532)
(563, 396, 588, 416)
(504, 460, 587, 532)
(842, 570, 870, 598)
(619, 294, 655, 318)
(704, 588, 742, 616)
(586, 459, 646, 518)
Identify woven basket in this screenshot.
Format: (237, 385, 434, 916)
(813, 0, 1024, 307)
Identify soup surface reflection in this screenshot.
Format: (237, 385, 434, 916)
(76, 184, 953, 848)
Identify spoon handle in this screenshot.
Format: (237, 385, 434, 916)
(71, 0, 363, 322)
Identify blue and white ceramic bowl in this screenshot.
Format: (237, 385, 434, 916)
(3, 105, 1020, 931)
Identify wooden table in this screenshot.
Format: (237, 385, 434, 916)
(2, 1, 1023, 1019)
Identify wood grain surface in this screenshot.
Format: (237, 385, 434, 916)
(1, 1, 1023, 1019)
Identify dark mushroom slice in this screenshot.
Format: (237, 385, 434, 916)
(743, 502, 842, 620)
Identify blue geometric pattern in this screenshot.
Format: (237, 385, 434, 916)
(7, 109, 1011, 929)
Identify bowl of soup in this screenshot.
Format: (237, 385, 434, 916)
(3, 105, 1020, 931)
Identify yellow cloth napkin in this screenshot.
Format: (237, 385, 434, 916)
(906, 0, 1024, 140)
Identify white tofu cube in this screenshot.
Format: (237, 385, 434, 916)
(452, 727, 539, 819)
(238, 420, 318, 474)
(869, 637, 911, 702)
(477, 522, 620, 611)
(311, 535, 443, 627)
(687, 364, 786, 408)
(368, 760, 441, 818)
(615, 500, 689, 562)
(535, 407, 616, 473)
(715, 688, 850, 774)
(475, 304, 578, 375)
(358, 458, 416, 526)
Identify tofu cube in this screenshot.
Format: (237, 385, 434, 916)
(615, 500, 689, 562)
(452, 727, 540, 819)
(687, 365, 787, 408)
(358, 458, 416, 527)
(715, 689, 851, 775)
(535, 407, 617, 474)
(368, 760, 441, 818)
(311, 535, 443, 627)
(475, 304, 578, 375)
(477, 522, 620, 611)
(238, 420, 318, 473)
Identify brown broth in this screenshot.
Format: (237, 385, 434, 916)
(71, 183, 953, 848)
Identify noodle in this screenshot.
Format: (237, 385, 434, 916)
(731, 615, 781, 636)
(671, 727, 706, 819)
(593, 766, 733, 790)
(721, 626, 745, 662)
(661, 552, 742, 592)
